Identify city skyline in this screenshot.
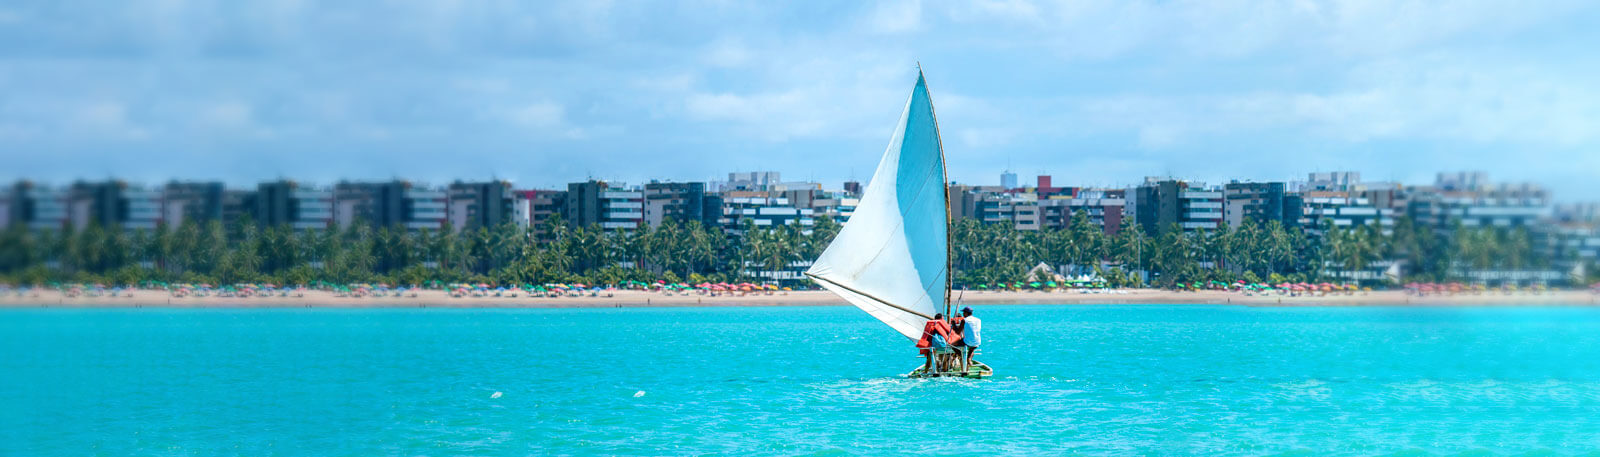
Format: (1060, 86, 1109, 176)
(4, 1, 1600, 198)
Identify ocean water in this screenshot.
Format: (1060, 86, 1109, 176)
(4, 305, 1600, 456)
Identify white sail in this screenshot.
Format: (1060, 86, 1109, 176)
(806, 71, 949, 340)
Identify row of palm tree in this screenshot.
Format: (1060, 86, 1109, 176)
(0, 210, 1591, 288)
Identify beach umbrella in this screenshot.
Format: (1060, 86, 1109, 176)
(1029, 282, 1041, 288)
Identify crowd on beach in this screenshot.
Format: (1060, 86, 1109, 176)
(0, 279, 804, 300)
(3, 279, 1597, 302)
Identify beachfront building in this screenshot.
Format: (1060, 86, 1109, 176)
(520, 189, 566, 232)
(1032, 175, 1075, 199)
(5, 181, 70, 231)
(1554, 203, 1600, 226)
(1038, 189, 1126, 235)
(255, 180, 334, 230)
(1223, 181, 1297, 228)
(804, 189, 859, 223)
(1407, 173, 1550, 229)
(953, 185, 1040, 230)
(59, 180, 165, 231)
(1294, 191, 1395, 236)
(120, 186, 164, 231)
(0, 188, 9, 228)
(1298, 171, 1363, 192)
(162, 181, 226, 227)
(842, 181, 862, 197)
(1129, 178, 1223, 234)
(333, 180, 448, 231)
(446, 181, 515, 232)
(717, 192, 815, 234)
(643, 181, 717, 227)
(719, 171, 782, 192)
(563, 180, 644, 232)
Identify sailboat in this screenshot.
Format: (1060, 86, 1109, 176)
(805, 68, 991, 379)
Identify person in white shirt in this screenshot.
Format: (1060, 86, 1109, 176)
(961, 307, 981, 367)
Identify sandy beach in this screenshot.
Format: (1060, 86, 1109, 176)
(1, 288, 1596, 308)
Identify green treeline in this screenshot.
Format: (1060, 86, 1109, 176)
(0, 210, 1589, 288)
(955, 212, 1571, 287)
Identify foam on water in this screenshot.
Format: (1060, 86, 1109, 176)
(3, 305, 1600, 455)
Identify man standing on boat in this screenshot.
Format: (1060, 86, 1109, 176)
(961, 307, 981, 367)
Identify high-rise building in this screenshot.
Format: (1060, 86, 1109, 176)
(724, 172, 782, 192)
(1302, 171, 1361, 192)
(60, 180, 165, 230)
(334, 181, 406, 228)
(1296, 191, 1394, 235)
(563, 180, 644, 232)
(0, 188, 10, 228)
(1034, 175, 1073, 198)
(6, 181, 70, 231)
(1131, 178, 1222, 234)
(1000, 170, 1018, 190)
(446, 181, 514, 232)
(528, 190, 567, 232)
(1039, 190, 1126, 235)
(332, 180, 447, 231)
(162, 181, 225, 227)
(255, 180, 333, 230)
(1408, 174, 1549, 229)
(1435, 171, 1489, 192)
(842, 181, 863, 197)
(954, 185, 1039, 230)
(1223, 181, 1296, 227)
(718, 192, 815, 234)
(643, 181, 715, 227)
(221, 190, 257, 225)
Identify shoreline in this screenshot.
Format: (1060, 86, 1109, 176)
(2, 289, 1597, 309)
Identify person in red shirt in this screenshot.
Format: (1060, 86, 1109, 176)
(916, 314, 962, 374)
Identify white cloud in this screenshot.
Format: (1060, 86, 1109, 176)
(75, 102, 149, 140)
(3, 0, 1599, 197)
(503, 101, 594, 139)
(865, 0, 922, 34)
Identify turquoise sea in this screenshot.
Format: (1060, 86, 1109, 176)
(4, 305, 1600, 455)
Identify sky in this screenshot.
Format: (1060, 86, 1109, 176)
(2, 0, 1598, 200)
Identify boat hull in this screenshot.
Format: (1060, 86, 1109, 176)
(907, 359, 992, 379)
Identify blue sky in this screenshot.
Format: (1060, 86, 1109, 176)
(2, 1, 1598, 200)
